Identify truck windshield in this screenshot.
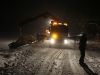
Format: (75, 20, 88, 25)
(51, 25, 68, 33)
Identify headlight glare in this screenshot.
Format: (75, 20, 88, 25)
(52, 34, 57, 39)
(50, 38, 55, 43)
(64, 39, 68, 44)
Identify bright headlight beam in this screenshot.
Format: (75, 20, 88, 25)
(64, 39, 68, 44)
(50, 38, 55, 43)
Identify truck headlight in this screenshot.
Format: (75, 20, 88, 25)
(50, 38, 55, 43)
(64, 39, 68, 44)
(52, 34, 57, 39)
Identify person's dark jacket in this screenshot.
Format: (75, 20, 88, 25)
(79, 35, 87, 50)
(79, 36, 87, 46)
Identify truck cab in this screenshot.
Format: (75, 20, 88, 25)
(49, 21, 68, 44)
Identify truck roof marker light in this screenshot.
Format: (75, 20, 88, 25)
(58, 23, 62, 25)
(53, 22, 57, 25)
(64, 23, 68, 26)
(51, 21, 58, 25)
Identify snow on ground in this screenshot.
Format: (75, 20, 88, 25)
(0, 40, 100, 75)
(0, 41, 11, 49)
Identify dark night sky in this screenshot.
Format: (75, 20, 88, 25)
(0, 0, 100, 39)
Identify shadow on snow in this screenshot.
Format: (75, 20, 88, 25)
(80, 63, 98, 75)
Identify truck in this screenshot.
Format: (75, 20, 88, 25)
(49, 21, 68, 45)
(37, 33, 47, 42)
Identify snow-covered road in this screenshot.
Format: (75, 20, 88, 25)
(0, 40, 100, 75)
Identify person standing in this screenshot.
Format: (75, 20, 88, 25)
(79, 34, 87, 65)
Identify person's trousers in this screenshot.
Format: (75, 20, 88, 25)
(79, 50, 85, 63)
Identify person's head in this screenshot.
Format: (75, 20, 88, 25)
(82, 34, 86, 37)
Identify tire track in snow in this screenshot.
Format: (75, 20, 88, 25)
(61, 50, 74, 75)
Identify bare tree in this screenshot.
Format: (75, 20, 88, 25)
(76, 13, 88, 34)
